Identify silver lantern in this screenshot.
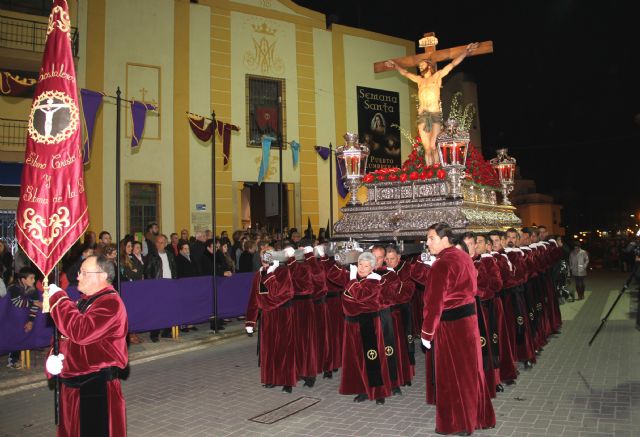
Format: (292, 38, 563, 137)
(336, 132, 370, 206)
(437, 119, 469, 199)
(490, 148, 516, 206)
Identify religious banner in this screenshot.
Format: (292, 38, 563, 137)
(79, 88, 103, 164)
(255, 106, 278, 131)
(0, 71, 37, 97)
(16, 0, 89, 281)
(186, 113, 239, 166)
(130, 100, 157, 149)
(356, 86, 401, 172)
(257, 136, 275, 185)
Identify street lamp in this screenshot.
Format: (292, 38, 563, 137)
(336, 132, 370, 206)
(490, 148, 516, 205)
(437, 119, 469, 199)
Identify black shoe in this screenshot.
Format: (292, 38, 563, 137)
(523, 361, 533, 370)
(505, 379, 516, 386)
(323, 371, 333, 379)
(282, 385, 292, 393)
(535, 350, 542, 356)
(180, 328, 190, 333)
(190, 326, 198, 331)
(161, 333, 173, 339)
(263, 383, 275, 388)
(303, 377, 316, 388)
(496, 384, 504, 393)
(405, 381, 412, 387)
(392, 387, 402, 396)
(376, 398, 385, 405)
(150, 337, 159, 343)
(353, 394, 367, 402)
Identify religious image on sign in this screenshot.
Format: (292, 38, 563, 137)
(28, 90, 79, 145)
(356, 86, 401, 172)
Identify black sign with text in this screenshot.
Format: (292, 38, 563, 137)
(356, 86, 401, 172)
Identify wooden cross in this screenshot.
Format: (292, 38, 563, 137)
(373, 32, 493, 73)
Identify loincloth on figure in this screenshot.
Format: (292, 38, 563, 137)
(416, 111, 443, 133)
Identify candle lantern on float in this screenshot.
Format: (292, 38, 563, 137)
(437, 119, 469, 198)
(490, 148, 516, 205)
(336, 132, 370, 206)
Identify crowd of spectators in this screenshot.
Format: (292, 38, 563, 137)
(0, 222, 327, 358)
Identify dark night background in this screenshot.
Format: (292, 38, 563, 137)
(295, 0, 640, 233)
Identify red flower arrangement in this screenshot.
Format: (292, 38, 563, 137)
(362, 136, 500, 188)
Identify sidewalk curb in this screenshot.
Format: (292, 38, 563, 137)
(0, 328, 247, 397)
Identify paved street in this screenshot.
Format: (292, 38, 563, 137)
(1, 271, 639, 436)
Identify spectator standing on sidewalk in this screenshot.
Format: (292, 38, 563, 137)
(569, 243, 589, 300)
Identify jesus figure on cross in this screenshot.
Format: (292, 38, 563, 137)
(385, 42, 479, 165)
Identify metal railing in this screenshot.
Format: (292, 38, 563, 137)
(0, 118, 27, 152)
(0, 14, 78, 56)
(0, 209, 17, 255)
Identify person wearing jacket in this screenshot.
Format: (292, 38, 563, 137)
(569, 243, 589, 300)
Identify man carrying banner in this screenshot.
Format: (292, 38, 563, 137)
(45, 255, 128, 437)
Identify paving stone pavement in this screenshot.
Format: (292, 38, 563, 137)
(1, 271, 638, 437)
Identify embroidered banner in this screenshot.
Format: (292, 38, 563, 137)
(16, 0, 89, 278)
(0, 71, 37, 97)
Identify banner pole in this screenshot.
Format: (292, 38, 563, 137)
(115, 87, 122, 293)
(52, 267, 60, 425)
(211, 111, 218, 334)
(279, 136, 283, 245)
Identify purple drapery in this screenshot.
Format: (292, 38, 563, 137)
(315, 146, 347, 198)
(130, 100, 156, 148)
(0, 273, 254, 355)
(80, 88, 104, 164)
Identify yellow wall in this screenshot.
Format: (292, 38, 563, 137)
(101, 0, 176, 235)
(188, 2, 213, 234)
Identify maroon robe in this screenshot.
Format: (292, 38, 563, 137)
(288, 256, 318, 378)
(491, 250, 519, 382)
(47, 287, 128, 437)
(386, 261, 416, 387)
(245, 266, 296, 387)
(328, 265, 392, 400)
(474, 253, 503, 398)
(505, 248, 536, 363)
(320, 256, 344, 371)
(302, 253, 332, 374)
(421, 247, 495, 435)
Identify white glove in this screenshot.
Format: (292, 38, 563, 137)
(314, 245, 325, 257)
(303, 246, 313, 254)
(367, 272, 382, 281)
(421, 339, 431, 349)
(349, 264, 358, 280)
(46, 353, 65, 375)
(386, 267, 395, 272)
(245, 326, 254, 334)
(284, 247, 295, 258)
(267, 260, 279, 274)
(48, 283, 63, 297)
(424, 256, 436, 266)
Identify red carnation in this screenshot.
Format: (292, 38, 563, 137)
(388, 173, 398, 181)
(399, 173, 408, 182)
(377, 175, 386, 181)
(433, 163, 441, 169)
(363, 174, 374, 183)
(437, 169, 446, 180)
(420, 170, 427, 180)
(409, 171, 419, 180)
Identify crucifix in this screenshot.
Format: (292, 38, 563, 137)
(374, 33, 493, 165)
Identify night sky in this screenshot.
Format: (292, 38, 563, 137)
(294, 0, 640, 232)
